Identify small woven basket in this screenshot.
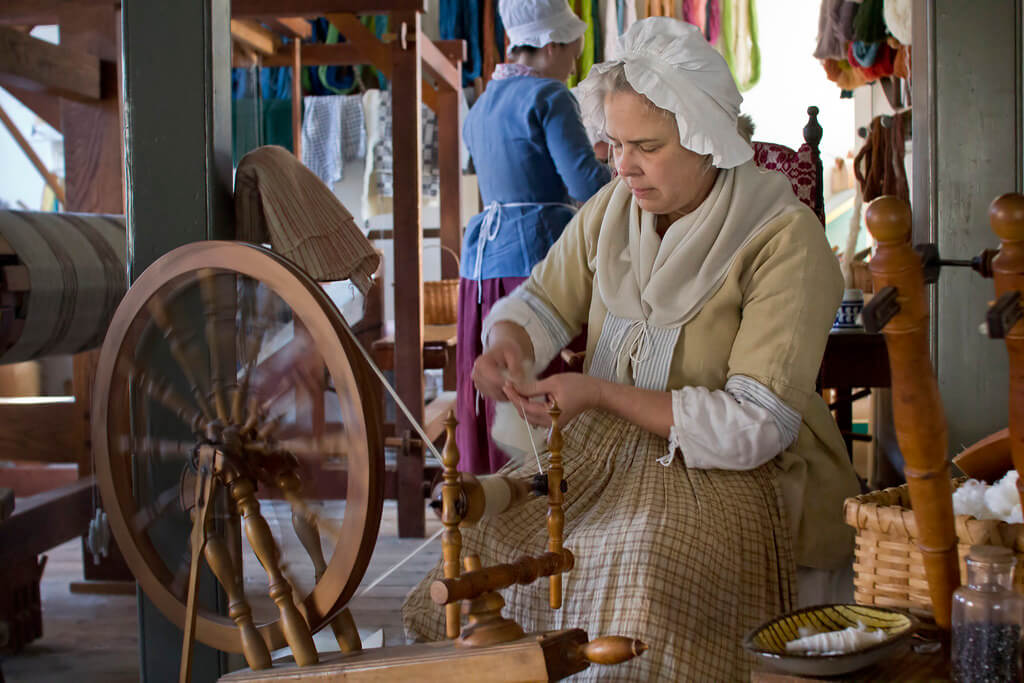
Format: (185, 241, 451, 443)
(423, 245, 460, 326)
(844, 479, 1024, 616)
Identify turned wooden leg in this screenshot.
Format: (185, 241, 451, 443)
(229, 476, 318, 666)
(204, 520, 272, 670)
(546, 403, 565, 610)
(280, 472, 362, 653)
(441, 413, 462, 638)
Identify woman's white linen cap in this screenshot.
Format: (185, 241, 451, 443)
(576, 17, 753, 169)
(499, 0, 587, 49)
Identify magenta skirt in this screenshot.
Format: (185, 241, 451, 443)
(456, 277, 583, 474)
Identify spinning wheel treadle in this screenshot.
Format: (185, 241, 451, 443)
(91, 241, 384, 660)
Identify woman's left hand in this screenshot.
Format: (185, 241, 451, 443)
(503, 373, 606, 427)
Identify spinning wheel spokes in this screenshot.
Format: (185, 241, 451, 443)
(93, 241, 384, 657)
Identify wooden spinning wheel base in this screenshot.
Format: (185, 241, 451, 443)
(220, 630, 645, 682)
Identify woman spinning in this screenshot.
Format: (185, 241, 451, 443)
(457, 0, 611, 475)
(407, 17, 860, 680)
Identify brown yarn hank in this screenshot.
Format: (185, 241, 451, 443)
(854, 114, 909, 203)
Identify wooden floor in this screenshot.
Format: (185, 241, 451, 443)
(1, 501, 442, 682)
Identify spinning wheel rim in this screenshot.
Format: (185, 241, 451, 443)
(92, 241, 384, 653)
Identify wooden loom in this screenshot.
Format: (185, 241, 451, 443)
(0, 9, 470, 674)
(0, 2, 135, 630)
(85, 239, 644, 681)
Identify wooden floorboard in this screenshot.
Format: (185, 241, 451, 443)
(1, 501, 442, 681)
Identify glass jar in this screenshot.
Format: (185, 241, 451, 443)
(951, 545, 1024, 683)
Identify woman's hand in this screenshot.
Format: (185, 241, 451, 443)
(504, 373, 606, 426)
(473, 321, 535, 401)
(472, 338, 528, 402)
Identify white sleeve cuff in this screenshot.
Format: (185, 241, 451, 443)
(663, 382, 788, 471)
(481, 288, 572, 375)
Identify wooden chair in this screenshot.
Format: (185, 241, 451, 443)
(751, 105, 826, 225)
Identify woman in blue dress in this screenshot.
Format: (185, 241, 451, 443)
(457, 0, 611, 474)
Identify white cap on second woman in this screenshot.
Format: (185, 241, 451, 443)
(499, 0, 587, 49)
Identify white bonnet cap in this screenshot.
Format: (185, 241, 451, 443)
(576, 17, 752, 169)
(499, 0, 587, 49)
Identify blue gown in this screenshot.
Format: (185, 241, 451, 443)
(456, 74, 610, 474)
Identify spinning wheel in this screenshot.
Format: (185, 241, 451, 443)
(91, 241, 384, 663)
(91, 239, 645, 681)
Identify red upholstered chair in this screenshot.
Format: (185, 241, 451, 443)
(751, 106, 826, 226)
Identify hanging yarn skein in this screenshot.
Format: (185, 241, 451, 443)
(843, 114, 908, 287)
(853, 114, 909, 203)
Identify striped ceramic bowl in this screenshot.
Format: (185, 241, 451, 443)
(743, 604, 919, 677)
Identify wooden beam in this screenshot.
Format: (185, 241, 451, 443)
(438, 69, 462, 280)
(0, 477, 93, 566)
(263, 17, 311, 39)
(0, 398, 77, 463)
(0, 0, 116, 26)
(0, 101, 66, 205)
(59, 3, 123, 216)
(0, 26, 102, 101)
(292, 38, 302, 159)
(420, 31, 460, 92)
(392, 10, 426, 538)
(230, 18, 279, 56)
(324, 13, 438, 111)
(1, 84, 61, 132)
(233, 0, 425, 18)
(435, 39, 467, 64)
(263, 42, 362, 67)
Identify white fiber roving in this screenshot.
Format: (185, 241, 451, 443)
(489, 362, 549, 467)
(952, 470, 1024, 524)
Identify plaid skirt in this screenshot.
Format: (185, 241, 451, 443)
(403, 409, 796, 681)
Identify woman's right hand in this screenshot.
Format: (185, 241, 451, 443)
(471, 321, 534, 401)
(471, 339, 527, 402)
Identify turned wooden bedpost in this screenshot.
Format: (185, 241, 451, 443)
(989, 194, 1024, 510)
(441, 411, 462, 638)
(547, 402, 565, 610)
(865, 196, 960, 631)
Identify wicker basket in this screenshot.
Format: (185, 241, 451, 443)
(424, 245, 460, 326)
(844, 479, 1024, 616)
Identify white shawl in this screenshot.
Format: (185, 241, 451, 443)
(595, 160, 806, 329)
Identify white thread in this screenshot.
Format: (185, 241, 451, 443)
(516, 398, 545, 475)
(354, 527, 444, 600)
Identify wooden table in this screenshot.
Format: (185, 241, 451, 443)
(371, 324, 457, 374)
(818, 330, 891, 457)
